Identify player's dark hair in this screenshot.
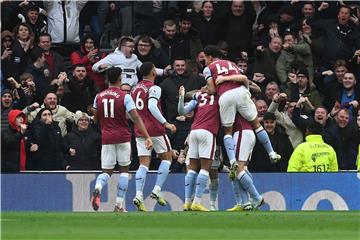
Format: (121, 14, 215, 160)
(106, 67, 122, 84)
(204, 45, 223, 59)
(306, 121, 323, 135)
(139, 62, 155, 77)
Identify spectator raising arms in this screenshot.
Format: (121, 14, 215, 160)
(70, 35, 107, 90)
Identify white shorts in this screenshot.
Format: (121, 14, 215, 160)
(188, 129, 216, 160)
(136, 135, 171, 156)
(186, 144, 220, 169)
(218, 86, 257, 127)
(101, 142, 131, 169)
(233, 130, 256, 162)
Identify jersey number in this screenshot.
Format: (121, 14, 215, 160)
(135, 92, 144, 110)
(102, 99, 114, 118)
(215, 62, 239, 75)
(199, 94, 215, 107)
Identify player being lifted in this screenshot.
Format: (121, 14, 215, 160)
(202, 45, 280, 182)
(178, 85, 220, 211)
(131, 62, 177, 212)
(91, 67, 152, 212)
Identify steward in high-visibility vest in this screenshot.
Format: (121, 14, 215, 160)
(287, 122, 338, 172)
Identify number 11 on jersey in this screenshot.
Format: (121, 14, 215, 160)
(102, 98, 115, 118)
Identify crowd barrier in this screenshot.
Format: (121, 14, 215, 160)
(1, 172, 359, 211)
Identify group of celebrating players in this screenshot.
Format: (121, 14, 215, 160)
(90, 45, 281, 212)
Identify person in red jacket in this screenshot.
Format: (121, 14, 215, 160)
(70, 35, 107, 90)
(1, 109, 29, 172)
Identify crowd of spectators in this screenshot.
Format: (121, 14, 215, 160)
(1, 0, 360, 173)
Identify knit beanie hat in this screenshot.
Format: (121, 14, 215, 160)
(74, 110, 90, 125)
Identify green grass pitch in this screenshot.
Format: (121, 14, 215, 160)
(1, 211, 359, 240)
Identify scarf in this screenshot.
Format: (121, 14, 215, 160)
(19, 137, 26, 171)
(18, 39, 31, 52)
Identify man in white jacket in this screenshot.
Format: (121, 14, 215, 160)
(92, 36, 171, 91)
(23, 92, 74, 136)
(43, 0, 87, 44)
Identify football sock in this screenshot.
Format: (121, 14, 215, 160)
(245, 168, 253, 180)
(255, 126, 274, 154)
(185, 170, 197, 204)
(135, 165, 148, 198)
(237, 170, 261, 201)
(154, 160, 171, 192)
(193, 169, 209, 204)
(94, 172, 110, 192)
(237, 180, 250, 204)
(209, 177, 219, 205)
(223, 134, 236, 164)
(231, 180, 242, 205)
(116, 173, 129, 208)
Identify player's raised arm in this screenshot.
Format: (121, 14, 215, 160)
(178, 86, 198, 116)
